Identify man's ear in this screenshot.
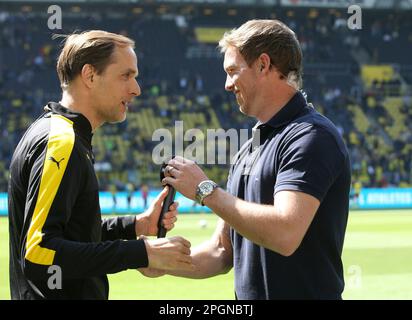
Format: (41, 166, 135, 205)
(81, 64, 96, 88)
(257, 53, 271, 73)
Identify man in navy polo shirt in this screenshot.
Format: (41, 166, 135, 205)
(145, 19, 351, 299)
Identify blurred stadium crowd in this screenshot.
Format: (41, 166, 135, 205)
(0, 3, 411, 194)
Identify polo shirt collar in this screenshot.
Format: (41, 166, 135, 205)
(256, 91, 307, 130)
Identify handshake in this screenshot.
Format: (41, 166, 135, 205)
(135, 185, 194, 277)
(140, 236, 194, 277)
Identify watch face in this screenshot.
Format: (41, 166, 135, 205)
(201, 183, 212, 193)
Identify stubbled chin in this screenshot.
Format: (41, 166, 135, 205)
(237, 98, 246, 113)
(109, 114, 127, 124)
(239, 105, 247, 115)
(118, 110, 127, 122)
(108, 107, 127, 124)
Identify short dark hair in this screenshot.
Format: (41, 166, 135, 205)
(56, 30, 135, 88)
(219, 19, 302, 89)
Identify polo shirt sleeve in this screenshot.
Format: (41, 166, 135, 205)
(274, 124, 346, 202)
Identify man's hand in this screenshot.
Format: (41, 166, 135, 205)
(137, 267, 166, 278)
(143, 236, 195, 271)
(135, 186, 178, 237)
(162, 156, 209, 201)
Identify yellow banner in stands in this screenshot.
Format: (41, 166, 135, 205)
(361, 65, 394, 87)
(195, 27, 230, 44)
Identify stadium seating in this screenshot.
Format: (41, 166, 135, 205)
(0, 4, 411, 192)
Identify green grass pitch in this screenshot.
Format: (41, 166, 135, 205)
(1, 210, 412, 300)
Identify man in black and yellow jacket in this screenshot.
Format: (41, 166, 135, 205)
(8, 30, 193, 300)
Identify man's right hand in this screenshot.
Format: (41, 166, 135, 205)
(143, 236, 194, 271)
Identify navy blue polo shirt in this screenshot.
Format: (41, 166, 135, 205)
(228, 91, 351, 299)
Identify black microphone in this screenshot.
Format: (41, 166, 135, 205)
(158, 160, 176, 238)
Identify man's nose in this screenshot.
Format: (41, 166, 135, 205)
(225, 75, 234, 92)
(131, 79, 141, 97)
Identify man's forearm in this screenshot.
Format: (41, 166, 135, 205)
(167, 240, 232, 279)
(202, 188, 300, 255)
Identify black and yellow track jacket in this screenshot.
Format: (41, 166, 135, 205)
(8, 102, 148, 300)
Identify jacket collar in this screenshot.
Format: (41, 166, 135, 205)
(45, 102, 93, 144)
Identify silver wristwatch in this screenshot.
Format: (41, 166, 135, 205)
(196, 180, 218, 206)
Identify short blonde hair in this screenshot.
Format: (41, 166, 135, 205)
(56, 30, 135, 88)
(219, 19, 302, 89)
